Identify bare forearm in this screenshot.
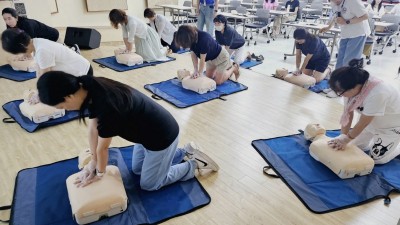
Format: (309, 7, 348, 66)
(124, 38, 133, 51)
(88, 119, 99, 160)
(301, 54, 313, 71)
(341, 111, 353, 135)
(198, 59, 206, 74)
(295, 51, 301, 69)
(348, 115, 374, 139)
(191, 52, 199, 71)
(348, 14, 368, 24)
(96, 145, 109, 173)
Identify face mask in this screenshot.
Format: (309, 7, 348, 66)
(215, 25, 224, 31)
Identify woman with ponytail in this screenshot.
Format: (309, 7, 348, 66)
(37, 72, 219, 189)
(1, 28, 92, 77)
(327, 59, 400, 164)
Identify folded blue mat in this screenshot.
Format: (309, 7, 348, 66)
(240, 60, 263, 69)
(308, 79, 330, 93)
(252, 130, 400, 213)
(0, 64, 36, 82)
(8, 146, 210, 225)
(2, 100, 88, 133)
(93, 56, 176, 72)
(144, 78, 248, 108)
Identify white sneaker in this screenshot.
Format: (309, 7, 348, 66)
(183, 142, 219, 172)
(322, 88, 332, 94)
(326, 90, 339, 98)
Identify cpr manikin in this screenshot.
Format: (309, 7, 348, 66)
(304, 123, 374, 179)
(275, 68, 316, 89)
(66, 149, 128, 225)
(177, 69, 217, 94)
(114, 49, 144, 66)
(19, 89, 65, 123)
(8, 55, 38, 72)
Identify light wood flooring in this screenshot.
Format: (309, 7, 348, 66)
(0, 43, 399, 225)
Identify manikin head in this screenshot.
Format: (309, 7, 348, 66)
(177, 69, 190, 81)
(304, 123, 326, 141)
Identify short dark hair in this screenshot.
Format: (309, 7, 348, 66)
(2, 7, 18, 18)
(1, 28, 31, 54)
(329, 59, 369, 94)
(109, 9, 127, 29)
(144, 8, 156, 18)
(213, 15, 228, 26)
(174, 25, 198, 49)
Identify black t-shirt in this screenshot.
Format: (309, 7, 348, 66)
(285, 0, 300, 12)
(88, 82, 179, 151)
(9, 17, 59, 41)
(215, 25, 245, 50)
(190, 30, 222, 61)
(296, 35, 330, 60)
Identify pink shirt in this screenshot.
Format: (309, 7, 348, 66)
(263, 0, 279, 10)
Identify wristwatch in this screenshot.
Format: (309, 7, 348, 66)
(96, 168, 105, 177)
(345, 20, 350, 24)
(214, 9, 218, 12)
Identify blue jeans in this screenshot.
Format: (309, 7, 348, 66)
(197, 4, 215, 35)
(131, 136, 197, 191)
(335, 35, 367, 69)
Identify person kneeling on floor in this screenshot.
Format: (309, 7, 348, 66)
(37, 71, 219, 190)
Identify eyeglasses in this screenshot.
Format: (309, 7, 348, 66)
(335, 89, 348, 97)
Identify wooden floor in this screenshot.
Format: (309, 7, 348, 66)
(0, 43, 399, 225)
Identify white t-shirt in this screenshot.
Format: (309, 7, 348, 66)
(331, 0, 371, 39)
(33, 38, 90, 76)
(358, 81, 400, 129)
(122, 15, 148, 42)
(366, 4, 385, 17)
(149, 14, 176, 45)
(390, 4, 400, 15)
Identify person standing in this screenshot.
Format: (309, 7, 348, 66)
(320, 0, 370, 69)
(197, 0, 219, 35)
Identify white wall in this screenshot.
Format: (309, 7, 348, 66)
(1, 0, 148, 42)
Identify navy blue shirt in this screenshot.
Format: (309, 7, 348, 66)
(191, 30, 222, 61)
(285, 0, 300, 12)
(215, 25, 245, 50)
(296, 35, 330, 60)
(199, 0, 215, 5)
(88, 78, 179, 151)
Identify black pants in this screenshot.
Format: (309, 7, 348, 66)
(161, 38, 180, 53)
(87, 65, 93, 76)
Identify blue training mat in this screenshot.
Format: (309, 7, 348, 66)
(93, 56, 176, 72)
(0, 64, 36, 82)
(176, 49, 190, 54)
(9, 146, 211, 225)
(239, 60, 263, 69)
(144, 78, 248, 108)
(2, 100, 88, 133)
(308, 79, 330, 93)
(252, 130, 400, 214)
